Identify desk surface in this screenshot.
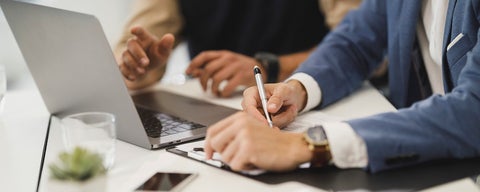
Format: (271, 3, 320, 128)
(37, 78, 396, 192)
(3, 74, 478, 192)
(0, 74, 50, 192)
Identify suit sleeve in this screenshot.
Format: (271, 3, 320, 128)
(348, 22, 480, 173)
(294, 0, 388, 108)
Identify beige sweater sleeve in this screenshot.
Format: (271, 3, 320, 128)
(319, 0, 362, 29)
(113, 0, 184, 58)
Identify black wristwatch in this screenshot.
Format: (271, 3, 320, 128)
(254, 52, 280, 83)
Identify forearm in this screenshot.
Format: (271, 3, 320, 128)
(319, 0, 362, 29)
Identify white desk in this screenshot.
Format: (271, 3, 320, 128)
(0, 74, 50, 192)
(4, 73, 478, 191)
(31, 78, 396, 192)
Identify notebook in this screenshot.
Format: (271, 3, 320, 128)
(0, 0, 237, 149)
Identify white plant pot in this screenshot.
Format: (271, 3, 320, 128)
(47, 175, 106, 192)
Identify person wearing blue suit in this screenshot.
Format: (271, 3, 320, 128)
(203, 0, 480, 173)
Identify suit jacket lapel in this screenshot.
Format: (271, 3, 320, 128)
(442, 0, 457, 91)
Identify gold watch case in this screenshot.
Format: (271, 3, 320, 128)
(304, 126, 331, 167)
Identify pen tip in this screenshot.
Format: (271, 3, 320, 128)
(253, 66, 261, 74)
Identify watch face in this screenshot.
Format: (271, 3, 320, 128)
(307, 126, 327, 144)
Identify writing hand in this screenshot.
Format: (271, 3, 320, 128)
(203, 112, 311, 171)
(241, 80, 307, 128)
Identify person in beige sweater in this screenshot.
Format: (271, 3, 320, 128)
(115, 0, 361, 97)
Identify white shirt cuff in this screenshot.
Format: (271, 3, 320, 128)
(287, 73, 321, 113)
(322, 121, 368, 168)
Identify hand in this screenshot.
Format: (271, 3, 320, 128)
(204, 112, 312, 171)
(185, 50, 261, 97)
(117, 27, 175, 87)
(241, 80, 307, 128)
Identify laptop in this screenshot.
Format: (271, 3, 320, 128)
(0, 0, 237, 149)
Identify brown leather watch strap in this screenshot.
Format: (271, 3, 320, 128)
(309, 143, 332, 168)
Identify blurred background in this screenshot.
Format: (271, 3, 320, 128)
(0, 0, 189, 91)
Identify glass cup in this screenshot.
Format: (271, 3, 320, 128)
(0, 65, 6, 113)
(61, 112, 116, 169)
(476, 175, 480, 189)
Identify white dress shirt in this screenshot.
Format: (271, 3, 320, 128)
(290, 0, 449, 168)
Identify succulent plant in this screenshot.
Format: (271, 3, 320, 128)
(49, 147, 106, 181)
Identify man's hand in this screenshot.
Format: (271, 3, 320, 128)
(241, 80, 307, 128)
(117, 27, 175, 89)
(204, 112, 312, 171)
(185, 50, 261, 97)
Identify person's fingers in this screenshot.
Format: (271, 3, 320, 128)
(119, 64, 135, 81)
(219, 73, 242, 97)
(126, 38, 149, 69)
(198, 72, 210, 92)
(191, 52, 224, 91)
(186, 51, 222, 75)
(219, 136, 240, 164)
(220, 120, 253, 171)
(130, 27, 155, 49)
(122, 51, 144, 74)
(204, 112, 239, 159)
(266, 84, 290, 114)
(204, 137, 214, 160)
(208, 117, 243, 155)
(228, 148, 256, 171)
(209, 59, 236, 96)
(226, 129, 257, 171)
(189, 68, 203, 78)
(198, 59, 225, 92)
(155, 33, 175, 60)
(122, 51, 143, 76)
(271, 105, 297, 128)
(241, 87, 267, 121)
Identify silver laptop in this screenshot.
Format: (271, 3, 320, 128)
(0, 0, 237, 149)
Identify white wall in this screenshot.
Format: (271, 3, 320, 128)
(0, 0, 134, 88)
(1, 0, 190, 88)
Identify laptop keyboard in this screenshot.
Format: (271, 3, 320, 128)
(136, 106, 205, 138)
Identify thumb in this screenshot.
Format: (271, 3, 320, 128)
(157, 33, 175, 56)
(266, 86, 285, 114)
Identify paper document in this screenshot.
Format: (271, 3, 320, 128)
(174, 140, 266, 175)
(283, 110, 344, 133)
(170, 110, 340, 175)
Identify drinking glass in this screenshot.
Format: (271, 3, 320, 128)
(61, 112, 116, 169)
(0, 65, 6, 113)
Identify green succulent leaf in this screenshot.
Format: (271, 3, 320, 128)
(49, 147, 106, 181)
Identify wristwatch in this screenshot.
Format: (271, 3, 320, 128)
(303, 125, 332, 168)
(254, 52, 279, 83)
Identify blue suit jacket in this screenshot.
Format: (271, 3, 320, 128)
(295, 0, 480, 172)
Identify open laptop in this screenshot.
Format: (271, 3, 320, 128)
(0, 0, 237, 149)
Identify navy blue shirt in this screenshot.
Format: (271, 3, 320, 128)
(179, 0, 328, 58)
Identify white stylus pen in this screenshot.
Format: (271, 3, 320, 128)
(253, 66, 273, 128)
